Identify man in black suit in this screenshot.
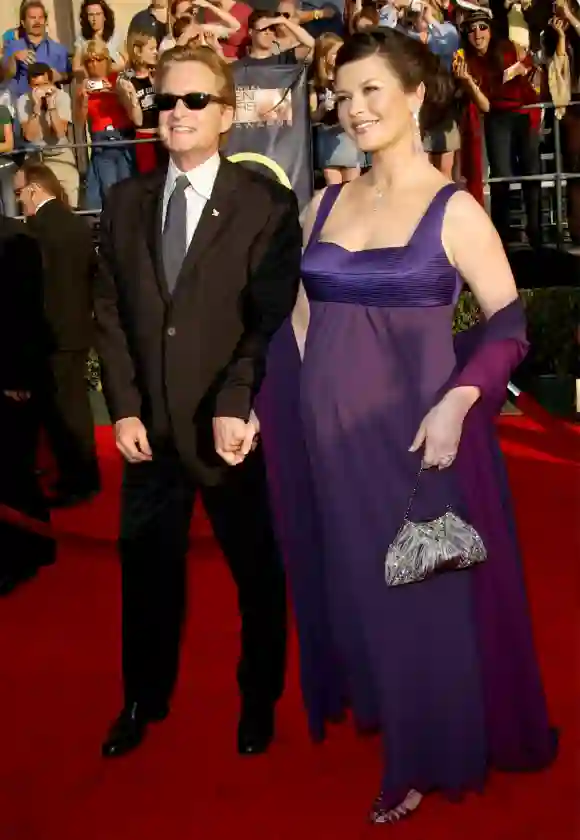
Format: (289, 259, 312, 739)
(93, 44, 302, 758)
(0, 214, 56, 594)
(14, 161, 100, 506)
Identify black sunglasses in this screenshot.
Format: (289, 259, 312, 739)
(154, 92, 226, 111)
(468, 23, 489, 32)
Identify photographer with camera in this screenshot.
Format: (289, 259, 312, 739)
(75, 42, 135, 211)
(16, 62, 79, 207)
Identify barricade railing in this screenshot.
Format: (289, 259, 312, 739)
(1, 98, 580, 246)
(482, 99, 580, 249)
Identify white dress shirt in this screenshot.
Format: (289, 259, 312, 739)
(162, 153, 221, 249)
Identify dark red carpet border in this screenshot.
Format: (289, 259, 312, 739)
(0, 416, 578, 840)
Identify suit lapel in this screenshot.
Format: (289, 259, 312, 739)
(141, 168, 171, 305)
(172, 157, 241, 299)
(141, 158, 242, 304)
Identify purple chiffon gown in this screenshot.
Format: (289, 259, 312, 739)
(262, 181, 556, 809)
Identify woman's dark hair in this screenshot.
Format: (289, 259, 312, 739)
(461, 14, 504, 79)
(334, 30, 456, 132)
(79, 0, 115, 43)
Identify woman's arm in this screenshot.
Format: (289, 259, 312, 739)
(273, 16, 316, 59)
(291, 190, 326, 358)
(75, 82, 89, 125)
(443, 190, 518, 318)
(454, 55, 490, 112)
(409, 190, 525, 467)
(197, 0, 241, 32)
(442, 190, 526, 411)
(117, 77, 143, 127)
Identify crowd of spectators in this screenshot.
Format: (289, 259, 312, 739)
(1, 0, 580, 246)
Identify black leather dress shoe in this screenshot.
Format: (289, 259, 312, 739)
(237, 704, 275, 756)
(101, 702, 169, 758)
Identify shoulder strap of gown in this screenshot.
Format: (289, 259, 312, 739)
(305, 184, 344, 249)
(407, 182, 461, 251)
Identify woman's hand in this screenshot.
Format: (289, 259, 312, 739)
(550, 14, 568, 36)
(453, 54, 471, 81)
(409, 387, 480, 469)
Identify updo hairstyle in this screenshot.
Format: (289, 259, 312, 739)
(335, 30, 457, 133)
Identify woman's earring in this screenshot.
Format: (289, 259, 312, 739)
(412, 109, 423, 154)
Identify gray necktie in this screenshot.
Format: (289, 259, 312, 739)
(162, 174, 189, 294)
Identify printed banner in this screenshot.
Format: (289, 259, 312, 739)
(226, 63, 314, 210)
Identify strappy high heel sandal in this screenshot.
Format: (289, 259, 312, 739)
(369, 789, 423, 825)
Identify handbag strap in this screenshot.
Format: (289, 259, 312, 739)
(403, 465, 456, 522)
(402, 466, 424, 522)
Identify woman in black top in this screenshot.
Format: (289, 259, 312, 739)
(117, 31, 165, 173)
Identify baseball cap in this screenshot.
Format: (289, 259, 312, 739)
(455, 0, 492, 15)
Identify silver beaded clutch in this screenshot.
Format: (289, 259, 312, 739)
(385, 471, 487, 587)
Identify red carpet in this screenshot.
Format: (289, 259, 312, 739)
(0, 416, 578, 840)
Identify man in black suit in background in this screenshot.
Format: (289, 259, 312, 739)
(0, 214, 56, 594)
(14, 162, 100, 506)
(93, 44, 301, 758)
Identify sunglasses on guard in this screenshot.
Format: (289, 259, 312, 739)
(154, 92, 227, 111)
(468, 22, 490, 32)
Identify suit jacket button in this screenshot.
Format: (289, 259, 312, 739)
(167, 326, 176, 337)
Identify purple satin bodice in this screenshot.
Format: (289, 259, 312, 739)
(302, 182, 462, 308)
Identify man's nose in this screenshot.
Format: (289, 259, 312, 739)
(173, 98, 189, 118)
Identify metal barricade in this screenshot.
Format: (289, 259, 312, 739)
(482, 99, 580, 251)
(0, 97, 579, 252)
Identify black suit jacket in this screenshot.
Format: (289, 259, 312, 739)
(93, 157, 302, 484)
(0, 217, 48, 391)
(27, 200, 96, 353)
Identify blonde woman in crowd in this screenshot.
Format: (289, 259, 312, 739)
(116, 32, 164, 173)
(75, 41, 134, 210)
(311, 33, 364, 184)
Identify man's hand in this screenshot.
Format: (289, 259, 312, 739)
(14, 49, 32, 64)
(45, 87, 58, 111)
(213, 416, 247, 465)
(32, 86, 45, 111)
(3, 390, 31, 402)
(213, 414, 260, 466)
(115, 416, 152, 463)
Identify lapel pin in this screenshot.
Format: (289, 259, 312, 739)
(212, 208, 219, 217)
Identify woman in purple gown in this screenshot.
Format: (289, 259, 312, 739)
(286, 30, 557, 824)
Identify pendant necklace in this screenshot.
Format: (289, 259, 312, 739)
(372, 182, 386, 212)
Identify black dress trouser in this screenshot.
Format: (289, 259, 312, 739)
(0, 394, 56, 573)
(41, 351, 100, 494)
(119, 443, 287, 715)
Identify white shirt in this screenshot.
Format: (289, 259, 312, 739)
(162, 153, 221, 249)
